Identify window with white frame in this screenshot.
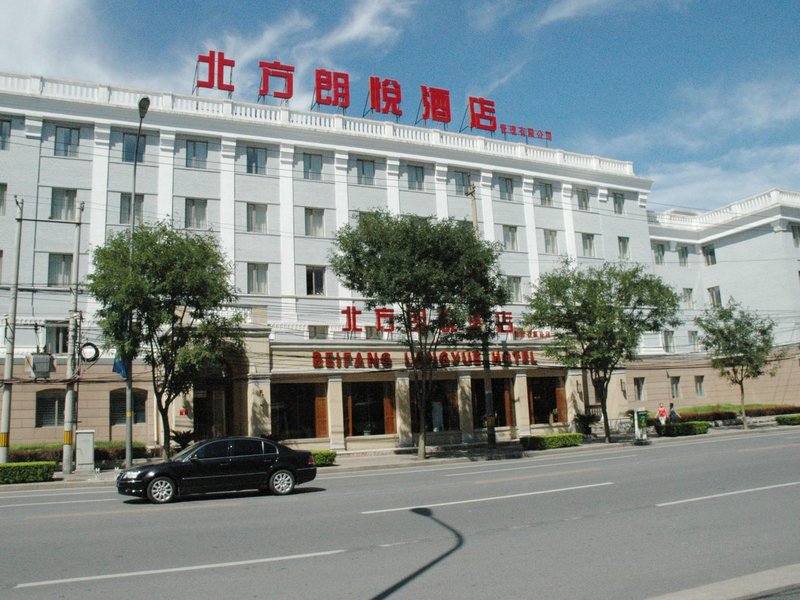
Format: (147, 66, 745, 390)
(407, 164, 425, 190)
(45, 322, 69, 353)
(702, 244, 716, 266)
(538, 182, 553, 206)
(576, 188, 590, 211)
(678, 245, 689, 266)
(305, 208, 324, 237)
(688, 330, 699, 352)
(633, 377, 645, 402)
(48, 253, 72, 286)
(453, 170, 470, 195)
(662, 330, 675, 353)
(612, 192, 624, 214)
(51, 188, 76, 220)
(247, 146, 267, 175)
(303, 153, 322, 180)
(364, 325, 381, 340)
(792, 224, 800, 248)
(507, 276, 522, 302)
(246, 203, 267, 233)
(502, 225, 518, 251)
(670, 376, 681, 399)
(122, 132, 146, 163)
(308, 325, 329, 340)
(185, 198, 207, 229)
(708, 286, 722, 308)
(55, 126, 79, 157)
(356, 159, 375, 185)
(247, 263, 268, 294)
(36, 390, 65, 427)
(306, 266, 325, 295)
(653, 243, 665, 265)
(618, 236, 630, 260)
(581, 233, 595, 258)
(694, 375, 704, 397)
(110, 389, 146, 425)
(682, 288, 694, 309)
(498, 176, 514, 200)
(120, 193, 144, 225)
(0, 119, 9, 150)
(186, 140, 208, 169)
(543, 229, 558, 254)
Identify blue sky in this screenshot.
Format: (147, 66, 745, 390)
(1, 0, 799, 211)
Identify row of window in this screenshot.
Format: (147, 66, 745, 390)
(653, 242, 719, 266)
(34, 389, 146, 428)
(631, 375, 704, 402)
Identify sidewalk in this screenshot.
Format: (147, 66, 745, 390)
(1, 421, 787, 492)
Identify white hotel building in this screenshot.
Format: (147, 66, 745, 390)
(0, 73, 798, 451)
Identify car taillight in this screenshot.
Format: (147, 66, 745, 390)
(307, 455, 315, 465)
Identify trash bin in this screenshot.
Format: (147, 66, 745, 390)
(634, 409, 648, 442)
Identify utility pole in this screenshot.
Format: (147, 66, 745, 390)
(62, 202, 84, 474)
(465, 183, 496, 449)
(0, 197, 23, 463)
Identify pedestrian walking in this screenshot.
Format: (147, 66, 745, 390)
(657, 402, 667, 425)
(669, 403, 680, 423)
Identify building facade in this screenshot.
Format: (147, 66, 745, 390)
(0, 73, 798, 452)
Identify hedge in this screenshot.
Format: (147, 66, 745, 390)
(311, 450, 337, 467)
(654, 421, 709, 437)
(9, 442, 149, 464)
(0, 461, 57, 484)
(775, 414, 800, 426)
(520, 433, 583, 450)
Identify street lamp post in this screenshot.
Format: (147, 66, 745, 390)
(125, 96, 149, 469)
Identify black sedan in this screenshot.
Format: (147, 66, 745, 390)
(117, 436, 317, 503)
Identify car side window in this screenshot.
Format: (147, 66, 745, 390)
(193, 440, 229, 459)
(231, 439, 264, 457)
(263, 442, 279, 455)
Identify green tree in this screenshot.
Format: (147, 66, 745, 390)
(88, 223, 244, 457)
(523, 260, 681, 442)
(330, 211, 508, 458)
(695, 300, 781, 430)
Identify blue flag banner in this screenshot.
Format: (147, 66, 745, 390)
(112, 350, 128, 378)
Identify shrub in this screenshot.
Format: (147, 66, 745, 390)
(574, 413, 600, 434)
(0, 461, 56, 484)
(311, 450, 337, 467)
(10, 442, 149, 464)
(170, 430, 194, 450)
(775, 414, 800, 426)
(520, 433, 583, 450)
(654, 421, 709, 437)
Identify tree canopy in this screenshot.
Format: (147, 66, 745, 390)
(330, 211, 508, 457)
(88, 223, 243, 456)
(695, 299, 780, 429)
(523, 260, 681, 442)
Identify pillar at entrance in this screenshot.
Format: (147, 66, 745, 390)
(513, 373, 530, 437)
(395, 375, 412, 447)
(327, 377, 346, 450)
(458, 373, 474, 443)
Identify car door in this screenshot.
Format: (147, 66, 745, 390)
(229, 439, 272, 490)
(181, 439, 232, 494)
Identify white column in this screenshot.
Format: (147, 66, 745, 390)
(479, 170, 495, 241)
(521, 176, 540, 282)
(434, 163, 448, 220)
(278, 144, 297, 321)
(386, 158, 400, 215)
(87, 125, 110, 275)
(335, 151, 353, 318)
(561, 182, 577, 260)
(327, 376, 346, 450)
(157, 129, 176, 221)
(219, 137, 236, 287)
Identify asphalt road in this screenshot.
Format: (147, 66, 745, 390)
(1, 429, 798, 599)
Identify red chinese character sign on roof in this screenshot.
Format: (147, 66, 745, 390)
(369, 77, 403, 117)
(258, 61, 294, 99)
(420, 86, 451, 124)
(196, 50, 235, 93)
(469, 96, 497, 132)
(315, 69, 350, 109)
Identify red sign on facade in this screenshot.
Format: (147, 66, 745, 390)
(196, 50, 235, 92)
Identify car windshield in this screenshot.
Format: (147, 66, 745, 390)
(172, 441, 205, 461)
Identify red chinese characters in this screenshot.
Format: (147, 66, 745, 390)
(420, 86, 452, 123)
(258, 61, 295, 99)
(196, 50, 235, 92)
(369, 77, 403, 117)
(500, 123, 552, 141)
(341, 305, 363, 333)
(469, 96, 497, 131)
(315, 69, 350, 108)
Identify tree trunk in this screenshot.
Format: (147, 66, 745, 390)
(593, 377, 611, 443)
(157, 401, 171, 459)
(739, 381, 748, 430)
(417, 392, 427, 459)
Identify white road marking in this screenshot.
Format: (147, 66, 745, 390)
(445, 454, 635, 477)
(0, 498, 117, 509)
(15, 549, 347, 588)
(0, 489, 113, 500)
(362, 482, 614, 514)
(656, 481, 800, 507)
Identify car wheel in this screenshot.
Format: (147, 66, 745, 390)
(269, 469, 295, 495)
(146, 476, 176, 504)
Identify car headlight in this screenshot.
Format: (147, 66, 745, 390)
(122, 469, 142, 480)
